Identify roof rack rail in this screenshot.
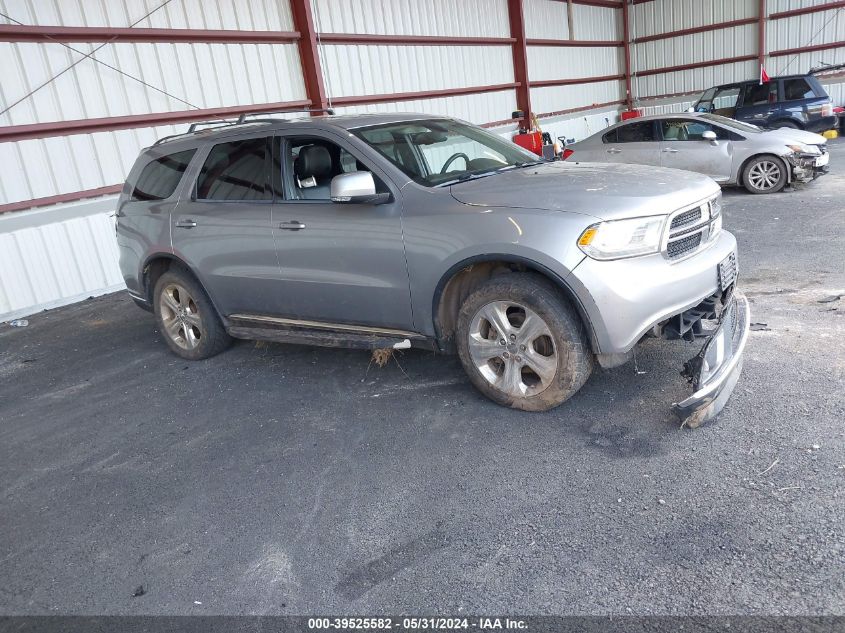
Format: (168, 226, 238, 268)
(236, 107, 335, 123)
(186, 118, 241, 133)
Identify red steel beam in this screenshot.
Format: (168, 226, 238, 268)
(0, 185, 124, 215)
(330, 82, 520, 106)
(621, 0, 633, 111)
(631, 18, 759, 44)
(0, 100, 312, 143)
(758, 0, 766, 67)
(508, 0, 533, 130)
(316, 33, 516, 46)
(634, 54, 758, 77)
(289, 0, 329, 111)
(769, 1, 845, 19)
(769, 41, 845, 57)
(564, 0, 623, 8)
(0, 24, 300, 43)
(526, 38, 623, 47)
(529, 73, 624, 88)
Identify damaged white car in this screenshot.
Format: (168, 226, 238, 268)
(564, 113, 829, 194)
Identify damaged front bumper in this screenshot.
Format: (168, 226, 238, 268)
(789, 150, 830, 183)
(672, 291, 750, 428)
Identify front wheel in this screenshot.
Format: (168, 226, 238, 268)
(455, 274, 593, 412)
(743, 155, 787, 194)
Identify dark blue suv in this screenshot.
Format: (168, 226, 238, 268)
(692, 74, 836, 133)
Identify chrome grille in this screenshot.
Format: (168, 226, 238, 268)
(667, 233, 702, 259)
(664, 196, 720, 261)
(670, 208, 702, 231)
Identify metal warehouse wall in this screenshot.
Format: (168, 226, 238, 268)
(1, 0, 842, 320)
(631, 0, 845, 115)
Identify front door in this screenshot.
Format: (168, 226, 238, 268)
(658, 118, 733, 182)
(601, 120, 662, 167)
(735, 81, 778, 127)
(170, 134, 284, 316)
(269, 131, 414, 331)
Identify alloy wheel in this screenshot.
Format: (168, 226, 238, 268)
(467, 301, 558, 398)
(747, 160, 782, 191)
(159, 283, 203, 350)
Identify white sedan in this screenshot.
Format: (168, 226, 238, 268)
(563, 113, 829, 194)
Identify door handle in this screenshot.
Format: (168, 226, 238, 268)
(662, 148, 679, 153)
(175, 218, 197, 228)
(279, 220, 306, 231)
(606, 148, 621, 154)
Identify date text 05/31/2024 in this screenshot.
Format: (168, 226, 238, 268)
(307, 617, 528, 630)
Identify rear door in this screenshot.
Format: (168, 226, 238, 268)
(778, 76, 831, 128)
(658, 118, 733, 182)
(600, 121, 661, 166)
(170, 133, 285, 316)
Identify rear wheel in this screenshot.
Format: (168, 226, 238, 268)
(774, 120, 801, 129)
(743, 155, 787, 194)
(455, 274, 593, 412)
(153, 268, 232, 360)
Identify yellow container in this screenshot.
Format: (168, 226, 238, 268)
(822, 129, 839, 139)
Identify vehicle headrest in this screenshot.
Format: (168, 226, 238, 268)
(295, 145, 332, 179)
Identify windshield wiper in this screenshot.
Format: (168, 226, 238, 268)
(435, 169, 501, 188)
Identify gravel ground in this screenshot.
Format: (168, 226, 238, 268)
(0, 140, 843, 616)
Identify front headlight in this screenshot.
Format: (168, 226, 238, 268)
(786, 143, 820, 155)
(577, 216, 666, 260)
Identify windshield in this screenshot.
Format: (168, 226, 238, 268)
(353, 119, 541, 187)
(699, 113, 762, 134)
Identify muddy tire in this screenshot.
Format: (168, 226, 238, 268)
(153, 267, 232, 360)
(743, 155, 787, 194)
(455, 273, 593, 412)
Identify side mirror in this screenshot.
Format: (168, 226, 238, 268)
(330, 171, 390, 205)
(702, 130, 718, 144)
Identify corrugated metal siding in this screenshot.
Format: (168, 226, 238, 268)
(530, 79, 624, 115)
(765, 5, 845, 76)
(524, 0, 569, 40)
(527, 45, 622, 82)
(321, 44, 514, 98)
(331, 90, 518, 126)
(635, 60, 759, 102)
(0, 0, 295, 30)
(312, 0, 510, 37)
(0, 41, 305, 127)
(524, 0, 621, 41)
(0, 201, 123, 321)
(631, 0, 757, 39)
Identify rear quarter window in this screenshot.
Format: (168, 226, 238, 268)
(783, 78, 817, 100)
(130, 149, 196, 201)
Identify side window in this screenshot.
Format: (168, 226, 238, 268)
(282, 136, 380, 201)
(131, 149, 195, 201)
(712, 86, 741, 111)
(742, 81, 777, 106)
(195, 137, 270, 201)
(616, 121, 655, 143)
(783, 78, 816, 101)
(602, 129, 618, 144)
(661, 120, 730, 141)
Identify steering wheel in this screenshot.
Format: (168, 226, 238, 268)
(440, 152, 471, 174)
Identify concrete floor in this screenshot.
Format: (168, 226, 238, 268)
(1, 140, 843, 616)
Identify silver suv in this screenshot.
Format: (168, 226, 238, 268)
(116, 112, 749, 426)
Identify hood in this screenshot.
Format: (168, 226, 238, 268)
(761, 127, 827, 146)
(449, 162, 720, 221)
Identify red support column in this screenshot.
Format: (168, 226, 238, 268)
(758, 0, 766, 68)
(508, 0, 532, 130)
(289, 0, 329, 111)
(622, 0, 634, 111)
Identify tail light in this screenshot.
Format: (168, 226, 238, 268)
(561, 148, 575, 161)
(822, 102, 833, 117)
